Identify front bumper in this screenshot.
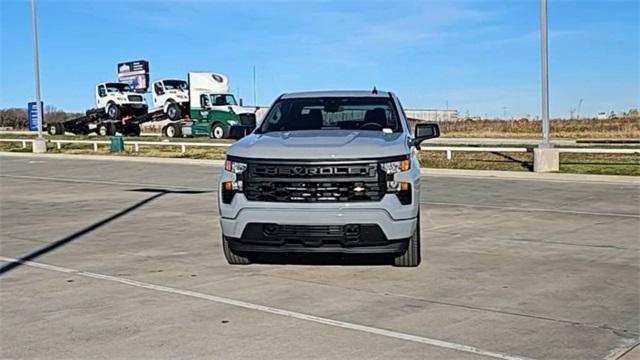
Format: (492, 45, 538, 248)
(218, 156, 421, 254)
(220, 195, 417, 254)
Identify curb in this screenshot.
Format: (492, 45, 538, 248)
(2, 151, 637, 184)
(419, 168, 639, 184)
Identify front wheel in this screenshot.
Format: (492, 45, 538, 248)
(393, 212, 421, 267)
(210, 123, 225, 139)
(166, 103, 182, 120)
(222, 236, 251, 265)
(107, 104, 121, 120)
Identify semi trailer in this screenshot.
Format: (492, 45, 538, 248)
(46, 82, 149, 136)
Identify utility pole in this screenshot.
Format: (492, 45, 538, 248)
(577, 98, 583, 119)
(252, 65, 257, 106)
(445, 100, 449, 121)
(31, 0, 46, 152)
(540, 0, 551, 147)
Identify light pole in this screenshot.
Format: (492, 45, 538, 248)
(540, 0, 551, 147)
(30, 0, 47, 153)
(533, 0, 559, 172)
(31, 0, 43, 140)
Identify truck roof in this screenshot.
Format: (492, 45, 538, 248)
(280, 90, 391, 99)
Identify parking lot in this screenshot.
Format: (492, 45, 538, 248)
(1, 154, 638, 359)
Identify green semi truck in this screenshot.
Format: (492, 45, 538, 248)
(150, 72, 257, 139)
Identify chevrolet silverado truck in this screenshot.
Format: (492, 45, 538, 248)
(218, 90, 440, 267)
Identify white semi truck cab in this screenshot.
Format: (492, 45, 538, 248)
(95, 82, 148, 119)
(151, 79, 189, 120)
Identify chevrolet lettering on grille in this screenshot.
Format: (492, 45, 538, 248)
(251, 164, 376, 178)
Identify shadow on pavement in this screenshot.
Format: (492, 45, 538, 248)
(0, 188, 213, 275)
(254, 253, 394, 266)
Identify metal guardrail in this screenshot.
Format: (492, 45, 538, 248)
(1, 138, 639, 158)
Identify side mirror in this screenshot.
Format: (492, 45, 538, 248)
(412, 123, 440, 148)
(239, 98, 244, 106)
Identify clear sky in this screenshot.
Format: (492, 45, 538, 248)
(1, 0, 638, 118)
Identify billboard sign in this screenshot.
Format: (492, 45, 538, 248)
(117, 60, 149, 93)
(28, 101, 43, 131)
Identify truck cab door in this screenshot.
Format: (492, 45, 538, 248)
(96, 85, 107, 108)
(153, 81, 165, 106)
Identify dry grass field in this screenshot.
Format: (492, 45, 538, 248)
(434, 117, 640, 139)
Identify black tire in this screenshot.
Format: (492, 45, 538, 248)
(393, 212, 421, 267)
(164, 123, 182, 138)
(166, 103, 182, 120)
(48, 123, 64, 135)
(97, 122, 116, 136)
(210, 123, 225, 139)
(222, 236, 251, 265)
(97, 123, 109, 136)
(107, 103, 121, 120)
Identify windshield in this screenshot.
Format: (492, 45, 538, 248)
(259, 97, 400, 133)
(163, 80, 188, 91)
(210, 94, 237, 106)
(106, 83, 131, 93)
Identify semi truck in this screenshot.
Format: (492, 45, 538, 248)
(152, 72, 257, 139)
(45, 72, 256, 139)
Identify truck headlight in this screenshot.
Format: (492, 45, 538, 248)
(222, 159, 247, 204)
(380, 159, 410, 174)
(117, 97, 127, 102)
(224, 159, 247, 174)
(227, 120, 238, 126)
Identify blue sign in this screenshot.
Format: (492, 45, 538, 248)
(28, 101, 43, 131)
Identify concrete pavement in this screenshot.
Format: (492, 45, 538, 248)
(0, 154, 638, 359)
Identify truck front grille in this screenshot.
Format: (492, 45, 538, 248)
(243, 161, 385, 202)
(128, 95, 143, 102)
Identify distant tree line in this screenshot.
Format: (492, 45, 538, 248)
(0, 106, 83, 130)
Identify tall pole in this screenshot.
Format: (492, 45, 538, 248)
(540, 0, 551, 147)
(31, 0, 43, 140)
(577, 98, 583, 119)
(252, 65, 256, 106)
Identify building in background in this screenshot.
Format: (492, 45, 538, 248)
(405, 109, 459, 122)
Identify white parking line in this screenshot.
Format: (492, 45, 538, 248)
(0, 256, 534, 360)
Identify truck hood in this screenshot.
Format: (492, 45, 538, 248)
(227, 130, 409, 160)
